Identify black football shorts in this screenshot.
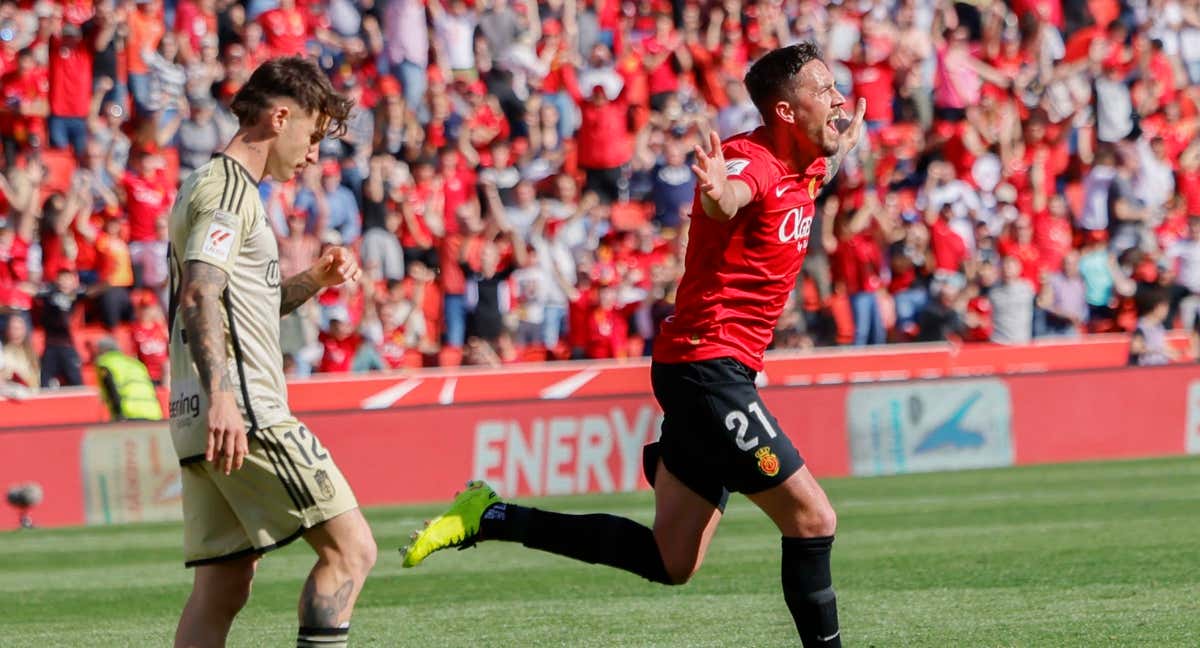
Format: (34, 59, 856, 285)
(643, 357, 804, 510)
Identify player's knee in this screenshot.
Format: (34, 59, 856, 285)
(660, 551, 702, 585)
(200, 561, 255, 618)
(345, 529, 378, 579)
(664, 563, 697, 585)
(318, 520, 378, 580)
(802, 505, 837, 538)
(226, 577, 254, 615)
(358, 533, 379, 574)
(779, 503, 837, 538)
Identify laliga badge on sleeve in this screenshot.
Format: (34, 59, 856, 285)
(201, 222, 237, 262)
(725, 158, 751, 176)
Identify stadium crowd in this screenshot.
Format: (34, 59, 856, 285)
(0, 0, 1197, 391)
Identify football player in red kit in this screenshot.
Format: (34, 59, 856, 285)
(403, 43, 864, 647)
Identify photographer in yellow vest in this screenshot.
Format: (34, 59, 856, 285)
(95, 337, 163, 422)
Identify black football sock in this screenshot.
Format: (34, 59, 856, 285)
(480, 503, 673, 585)
(781, 536, 841, 647)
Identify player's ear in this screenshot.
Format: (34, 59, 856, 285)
(271, 104, 290, 134)
(775, 101, 794, 125)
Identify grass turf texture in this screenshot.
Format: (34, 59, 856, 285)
(3, 456, 1199, 647)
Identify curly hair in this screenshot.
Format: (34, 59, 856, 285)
(230, 56, 355, 139)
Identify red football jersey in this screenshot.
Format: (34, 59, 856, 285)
(654, 128, 826, 371)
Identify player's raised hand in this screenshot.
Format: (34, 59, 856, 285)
(313, 245, 363, 287)
(206, 391, 248, 475)
(692, 130, 729, 203)
(838, 98, 867, 154)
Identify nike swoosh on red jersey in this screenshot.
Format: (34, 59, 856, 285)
(775, 185, 789, 197)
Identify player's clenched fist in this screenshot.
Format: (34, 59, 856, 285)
(206, 391, 247, 475)
(313, 245, 363, 287)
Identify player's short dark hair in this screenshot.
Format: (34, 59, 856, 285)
(231, 56, 354, 139)
(744, 42, 823, 120)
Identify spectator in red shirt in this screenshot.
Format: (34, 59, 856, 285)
(119, 142, 172, 291)
(47, 22, 95, 157)
(537, 21, 579, 140)
(1034, 194, 1075, 276)
(462, 80, 510, 160)
(584, 283, 638, 359)
(400, 157, 445, 269)
(369, 279, 430, 370)
(318, 306, 368, 374)
(439, 195, 485, 350)
(0, 220, 32, 323)
(258, 0, 309, 57)
(130, 298, 168, 384)
(565, 269, 595, 359)
(1177, 144, 1200, 217)
(38, 191, 83, 287)
(847, 39, 897, 131)
(927, 203, 970, 273)
(438, 147, 476, 232)
(998, 216, 1044, 290)
(0, 48, 49, 154)
(173, 0, 217, 62)
(641, 13, 687, 111)
(827, 199, 890, 345)
(572, 45, 634, 203)
(94, 215, 134, 328)
(127, 0, 165, 116)
(381, 261, 440, 360)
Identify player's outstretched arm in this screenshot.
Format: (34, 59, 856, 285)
(180, 260, 246, 475)
(692, 130, 752, 222)
(281, 246, 363, 316)
(825, 98, 866, 185)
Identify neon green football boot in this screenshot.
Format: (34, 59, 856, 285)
(401, 480, 500, 568)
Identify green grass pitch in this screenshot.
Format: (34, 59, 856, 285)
(3, 456, 1199, 647)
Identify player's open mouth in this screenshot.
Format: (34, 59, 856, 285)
(825, 117, 838, 137)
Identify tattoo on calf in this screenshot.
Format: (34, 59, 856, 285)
(299, 577, 355, 628)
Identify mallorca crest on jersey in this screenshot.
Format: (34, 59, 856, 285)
(755, 447, 780, 477)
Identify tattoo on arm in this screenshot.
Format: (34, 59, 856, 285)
(280, 270, 323, 316)
(825, 145, 848, 185)
(299, 576, 355, 628)
(180, 261, 233, 396)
